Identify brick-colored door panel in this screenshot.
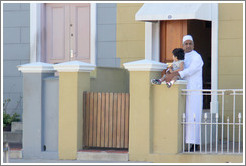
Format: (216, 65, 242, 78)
(160, 20, 187, 63)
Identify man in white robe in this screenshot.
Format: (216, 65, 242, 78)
(166, 35, 204, 151)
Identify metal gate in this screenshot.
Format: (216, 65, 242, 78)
(83, 92, 130, 149)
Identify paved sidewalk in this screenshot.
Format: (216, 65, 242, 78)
(9, 158, 150, 163)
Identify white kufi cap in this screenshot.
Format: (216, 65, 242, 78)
(183, 35, 193, 43)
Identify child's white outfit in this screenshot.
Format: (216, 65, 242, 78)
(171, 60, 184, 80)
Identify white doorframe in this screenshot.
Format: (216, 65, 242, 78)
(30, 3, 43, 63)
(90, 3, 97, 65)
(146, 3, 218, 113)
(30, 3, 97, 65)
(210, 3, 219, 113)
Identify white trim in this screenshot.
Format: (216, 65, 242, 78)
(123, 59, 168, 71)
(30, 3, 97, 65)
(54, 61, 95, 72)
(162, 80, 187, 85)
(210, 3, 219, 113)
(145, 21, 160, 61)
(136, 3, 212, 21)
(17, 62, 55, 73)
(145, 22, 152, 60)
(30, 3, 43, 63)
(90, 3, 97, 66)
(152, 21, 160, 62)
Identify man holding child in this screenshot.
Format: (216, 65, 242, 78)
(166, 35, 204, 152)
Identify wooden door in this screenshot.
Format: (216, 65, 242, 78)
(160, 20, 187, 63)
(45, 4, 90, 64)
(46, 4, 70, 63)
(70, 4, 90, 63)
(83, 92, 130, 149)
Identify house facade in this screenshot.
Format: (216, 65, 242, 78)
(2, 2, 244, 163)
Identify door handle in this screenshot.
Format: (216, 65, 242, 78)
(70, 49, 77, 59)
(70, 49, 74, 58)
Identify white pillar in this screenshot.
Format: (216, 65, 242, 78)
(17, 62, 56, 158)
(211, 3, 219, 113)
(145, 22, 153, 60)
(90, 3, 97, 65)
(145, 21, 160, 61)
(30, 3, 44, 63)
(152, 21, 160, 62)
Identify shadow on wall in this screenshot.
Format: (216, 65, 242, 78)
(90, 67, 129, 93)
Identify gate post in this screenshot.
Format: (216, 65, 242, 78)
(124, 59, 187, 162)
(18, 62, 55, 158)
(54, 61, 95, 160)
(124, 59, 167, 160)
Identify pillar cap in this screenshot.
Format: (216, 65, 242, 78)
(17, 62, 55, 73)
(123, 59, 168, 71)
(54, 61, 96, 72)
(162, 80, 187, 85)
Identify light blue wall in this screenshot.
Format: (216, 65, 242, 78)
(3, 3, 30, 118)
(43, 77, 59, 153)
(97, 3, 120, 68)
(22, 72, 58, 159)
(3, 3, 120, 118)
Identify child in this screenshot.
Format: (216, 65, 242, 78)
(151, 48, 184, 88)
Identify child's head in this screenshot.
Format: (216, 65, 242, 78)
(172, 48, 185, 60)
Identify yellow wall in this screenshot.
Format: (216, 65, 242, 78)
(218, 3, 243, 89)
(117, 3, 145, 67)
(128, 70, 186, 160)
(150, 81, 186, 154)
(116, 3, 244, 87)
(218, 3, 244, 141)
(128, 70, 243, 163)
(90, 67, 129, 93)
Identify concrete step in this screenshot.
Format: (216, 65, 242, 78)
(6, 149, 129, 160)
(3, 143, 22, 160)
(11, 122, 23, 132)
(9, 149, 22, 159)
(3, 132, 22, 143)
(3, 149, 22, 160)
(77, 149, 128, 161)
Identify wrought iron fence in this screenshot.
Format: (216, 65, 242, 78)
(181, 89, 243, 154)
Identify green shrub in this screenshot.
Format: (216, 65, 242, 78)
(3, 112, 20, 127)
(3, 98, 21, 127)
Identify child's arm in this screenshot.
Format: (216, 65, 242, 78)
(167, 64, 173, 73)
